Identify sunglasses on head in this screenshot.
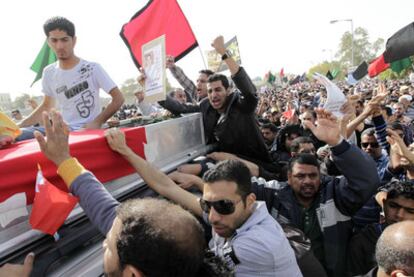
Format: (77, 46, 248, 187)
(199, 198, 241, 215)
(361, 142, 380, 148)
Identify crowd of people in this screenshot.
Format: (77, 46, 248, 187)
(1, 16, 414, 277)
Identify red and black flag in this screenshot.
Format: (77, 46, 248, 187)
(383, 22, 414, 63)
(120, 0, 198, 68)
(368, 54, 390, 78)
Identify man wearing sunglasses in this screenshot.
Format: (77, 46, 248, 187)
(360, 128, 389, 180)
(251, 108, 379, 277)
(104, 128, 302, 276)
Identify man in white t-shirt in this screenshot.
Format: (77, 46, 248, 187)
(17, 16, 124, 140)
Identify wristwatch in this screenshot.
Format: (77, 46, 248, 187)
(221, 50, 232, 61)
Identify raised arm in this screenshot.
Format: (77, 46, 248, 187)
(18, 95, 55, 127)
(34, 111, 118, 235)
(105, 128, 203, 217)
(304, 108, 379, 215)
(166, 55, 197, 101)
(211, 36, 257, 113)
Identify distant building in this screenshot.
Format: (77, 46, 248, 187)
(0, 93, 12, 111)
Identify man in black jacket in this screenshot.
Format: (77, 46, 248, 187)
(347, 180, 414, 276)
(160, 36, 273, 169)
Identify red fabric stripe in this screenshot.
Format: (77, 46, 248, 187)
(0, 127, 146, 205)
(29, 175, 78, 235)
(368, 54, 390, 77)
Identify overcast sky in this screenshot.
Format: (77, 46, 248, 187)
(1, 0, 413, 99)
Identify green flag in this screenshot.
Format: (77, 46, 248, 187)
(267, 71, 276, 84)
(390, 57, 412, 74)
(30, 40, 57, 86)
(331, 68, 339, 79)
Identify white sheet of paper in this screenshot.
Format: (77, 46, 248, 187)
(142, 35, 166, 102)
(0, 193, 28, 228)
(313, 73, 346, 118)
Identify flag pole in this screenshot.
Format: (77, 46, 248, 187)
(196, 45, 208, 70)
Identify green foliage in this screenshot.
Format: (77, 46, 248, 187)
(307, 61, 346, 80)
(335, 27, 384, 67)
(378, 68, 412, 80)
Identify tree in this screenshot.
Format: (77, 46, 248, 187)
(335, 27, 384, 68)
(120, 77, 173, 104)
(12, 93, 31, 109)
(307, 60, 346, 80)
(120, 78, 139, 104)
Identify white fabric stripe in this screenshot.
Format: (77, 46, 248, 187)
(252, 177, 284, 190)
(0, 193, 28, 228)
(316, 199, 351, 229)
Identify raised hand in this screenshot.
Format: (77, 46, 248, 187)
(303, 108, 342, 146)
(137, 67, 146, 87)
(211, 36, 226, 55)
(34, 110, 71, 166)
(387, 128, 414, 165)
(166, 55, 175, 69)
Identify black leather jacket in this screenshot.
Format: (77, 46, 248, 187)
(161, 67, 272, 164)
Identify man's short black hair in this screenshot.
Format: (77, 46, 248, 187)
(288, 153, 320, 172)
(43, 16, 75, 37)
(361, 127, 376, 137)
(290, 136, 314, 153)
(208, 74, 230, 90)
(380, 179, 414, 201)
(261, 123, 278, 133)
(388, 121, 404, 132)
(116, 198, 205, 277)
(199, 69, 214, 77)
(203, 160, 252, 203)
(11, 109, 20, 114)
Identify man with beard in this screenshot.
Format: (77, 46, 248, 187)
(347, 180, 414, 276)
(101, 127, 302, 276)
(0, 111, 226, 277)
(159, 36, 272, 168)
(260, 123, 278, 158)
(391, 103, 411, 125)
(250, 108, 379, 277)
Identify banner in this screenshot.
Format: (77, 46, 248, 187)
(206, 36, 241, 72)
(142, 35, 166, 102)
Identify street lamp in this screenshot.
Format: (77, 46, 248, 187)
(330, 19, 354, 67)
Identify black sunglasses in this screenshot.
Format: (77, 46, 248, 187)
(361, 142, 380, 148)
(199, 198, 241, 215)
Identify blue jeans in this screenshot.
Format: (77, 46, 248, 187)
(15, 126, 46, 142)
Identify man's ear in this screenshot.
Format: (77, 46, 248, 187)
(123, 265, 144, 277)
(391, 269, 411, 277)
(73, 36, 77, 47)
(376, 191, 388, 208)
(246, 193, 256, 209)
(287, 172, 293, 185)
